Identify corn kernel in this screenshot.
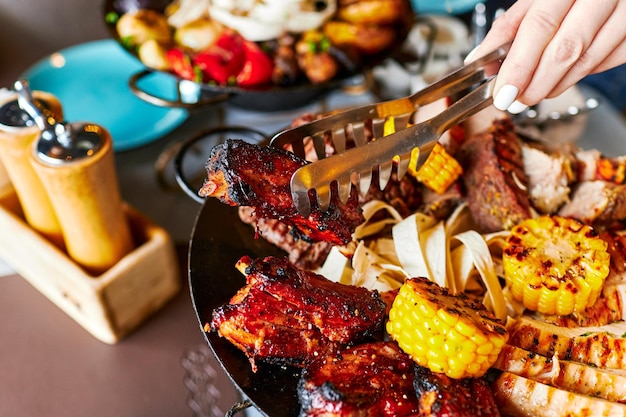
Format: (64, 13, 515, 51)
(455, 320, 477, 338)
(409, 142, 463, 194)
(387, 277, 508, 379)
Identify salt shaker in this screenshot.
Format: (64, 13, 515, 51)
(0, 87, 65, 248)
(16, 81, 134, 275)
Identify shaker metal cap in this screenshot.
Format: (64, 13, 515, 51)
(0, 89, 56, 128)
(14, 79, 104, 164)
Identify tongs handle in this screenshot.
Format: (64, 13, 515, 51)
(270, 41, 511, 153)
(291, 78, 497, 216)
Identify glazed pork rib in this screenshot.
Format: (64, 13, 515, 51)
(210, 255, 386, 371)
(298, 341, 501, 417)
(298, 341, 422, 417)
(199, 139, 363, 245)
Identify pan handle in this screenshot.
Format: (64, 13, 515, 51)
(225, 399, 253, 417)
(169, 126, 269, 203)
(129, 69, 233, 109)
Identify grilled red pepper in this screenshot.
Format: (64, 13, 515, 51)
(194, 30, 245, 85)
(166, 48, 197, 81)
(236, 40, 274, 87)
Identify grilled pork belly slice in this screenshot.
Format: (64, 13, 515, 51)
(298, 341, 421, 417)
(457, 118, 532, 233)
(507, 316, 626, 370)
(200, 139, 363, 245)
(492, 372, 626, 417)
(559, 180, 626, 231)
(413, 365, 501, 417)
(493, 344, 626, 403)
(210, 256, 386, 371)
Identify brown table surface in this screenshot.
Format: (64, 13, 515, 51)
(0, 266, 241, 417)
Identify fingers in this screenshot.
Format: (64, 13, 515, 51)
(491, 0, 575, 112)
(548, 1, 626, 97)
(465, 0, 625, 115)
(516, 0, 618, 104)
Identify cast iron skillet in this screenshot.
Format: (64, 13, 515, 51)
(189, 196, 301, 417)
(176, 127, 300, 416)
(102, 0, 413, 111)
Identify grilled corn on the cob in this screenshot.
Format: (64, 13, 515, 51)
(502, 215, 610, 316)
(387, 277, 508, 379)
(383, 117, 463, 194)
(410, 142, 463, 194)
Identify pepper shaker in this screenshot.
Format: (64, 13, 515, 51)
(0, 86, 65, 248)
(16, 81, 134, 275)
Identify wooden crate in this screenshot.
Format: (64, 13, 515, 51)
(0, 185, 181, 344)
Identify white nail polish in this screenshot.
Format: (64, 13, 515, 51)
(507, 100, 528, 114)
(464, 45, 480, 64)
(493, 84, 519, 111)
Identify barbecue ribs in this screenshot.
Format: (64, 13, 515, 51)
(298, 340, 501, 417)
(210, 255, 386, 371)
(298, 341, 421, 417)
(199, 139, 363, 245)
(414, 365, 501, 416)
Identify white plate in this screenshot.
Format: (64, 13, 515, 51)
(22, 39, 188, 152)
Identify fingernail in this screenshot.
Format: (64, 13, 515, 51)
(493, 84, 519, 111)
(507, 100, 529, 114)
(464, 45, 480, 64)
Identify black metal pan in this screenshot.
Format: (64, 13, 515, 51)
(189, 196, 302, 417)
(171, 126, 300, 416)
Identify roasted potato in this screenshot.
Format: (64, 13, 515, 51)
(174, 18, 222, 51)
(138, 38, 171, 70)
(324, 21, 396, 55)
(116, 9, 171, 46)
(337, 0, 407, 25)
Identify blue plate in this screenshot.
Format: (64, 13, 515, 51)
(22, 39, 188, 152)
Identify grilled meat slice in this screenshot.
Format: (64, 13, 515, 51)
(210, 256, 386, 371)
(559, 180, 626, 231)
(493, 344, 626, 403)
(199, 139, 363, 245)
(414, 365, 501, 417)
(457, 118, 532, 233)
(521, 145, 572, 214)
(507, 316, 626, 370)
(492, 372, 626, 417)
(238, 206, 332, 270)
(298, 341, 421, 417)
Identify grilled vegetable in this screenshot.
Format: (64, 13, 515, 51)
(116, 9, 171, 47)
(502, 215, 610, 316)
(596, 156, 626, 184)
(411, 142, 463, 194)
(383, 117, 462, 194)
(386, 277, 508, 379)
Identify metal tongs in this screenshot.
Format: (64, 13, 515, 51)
(271, 42, 511, 217)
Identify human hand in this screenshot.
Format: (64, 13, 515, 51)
(465, 0, 626, 113)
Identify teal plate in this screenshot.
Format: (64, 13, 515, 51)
(22, 39, 188, 152)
